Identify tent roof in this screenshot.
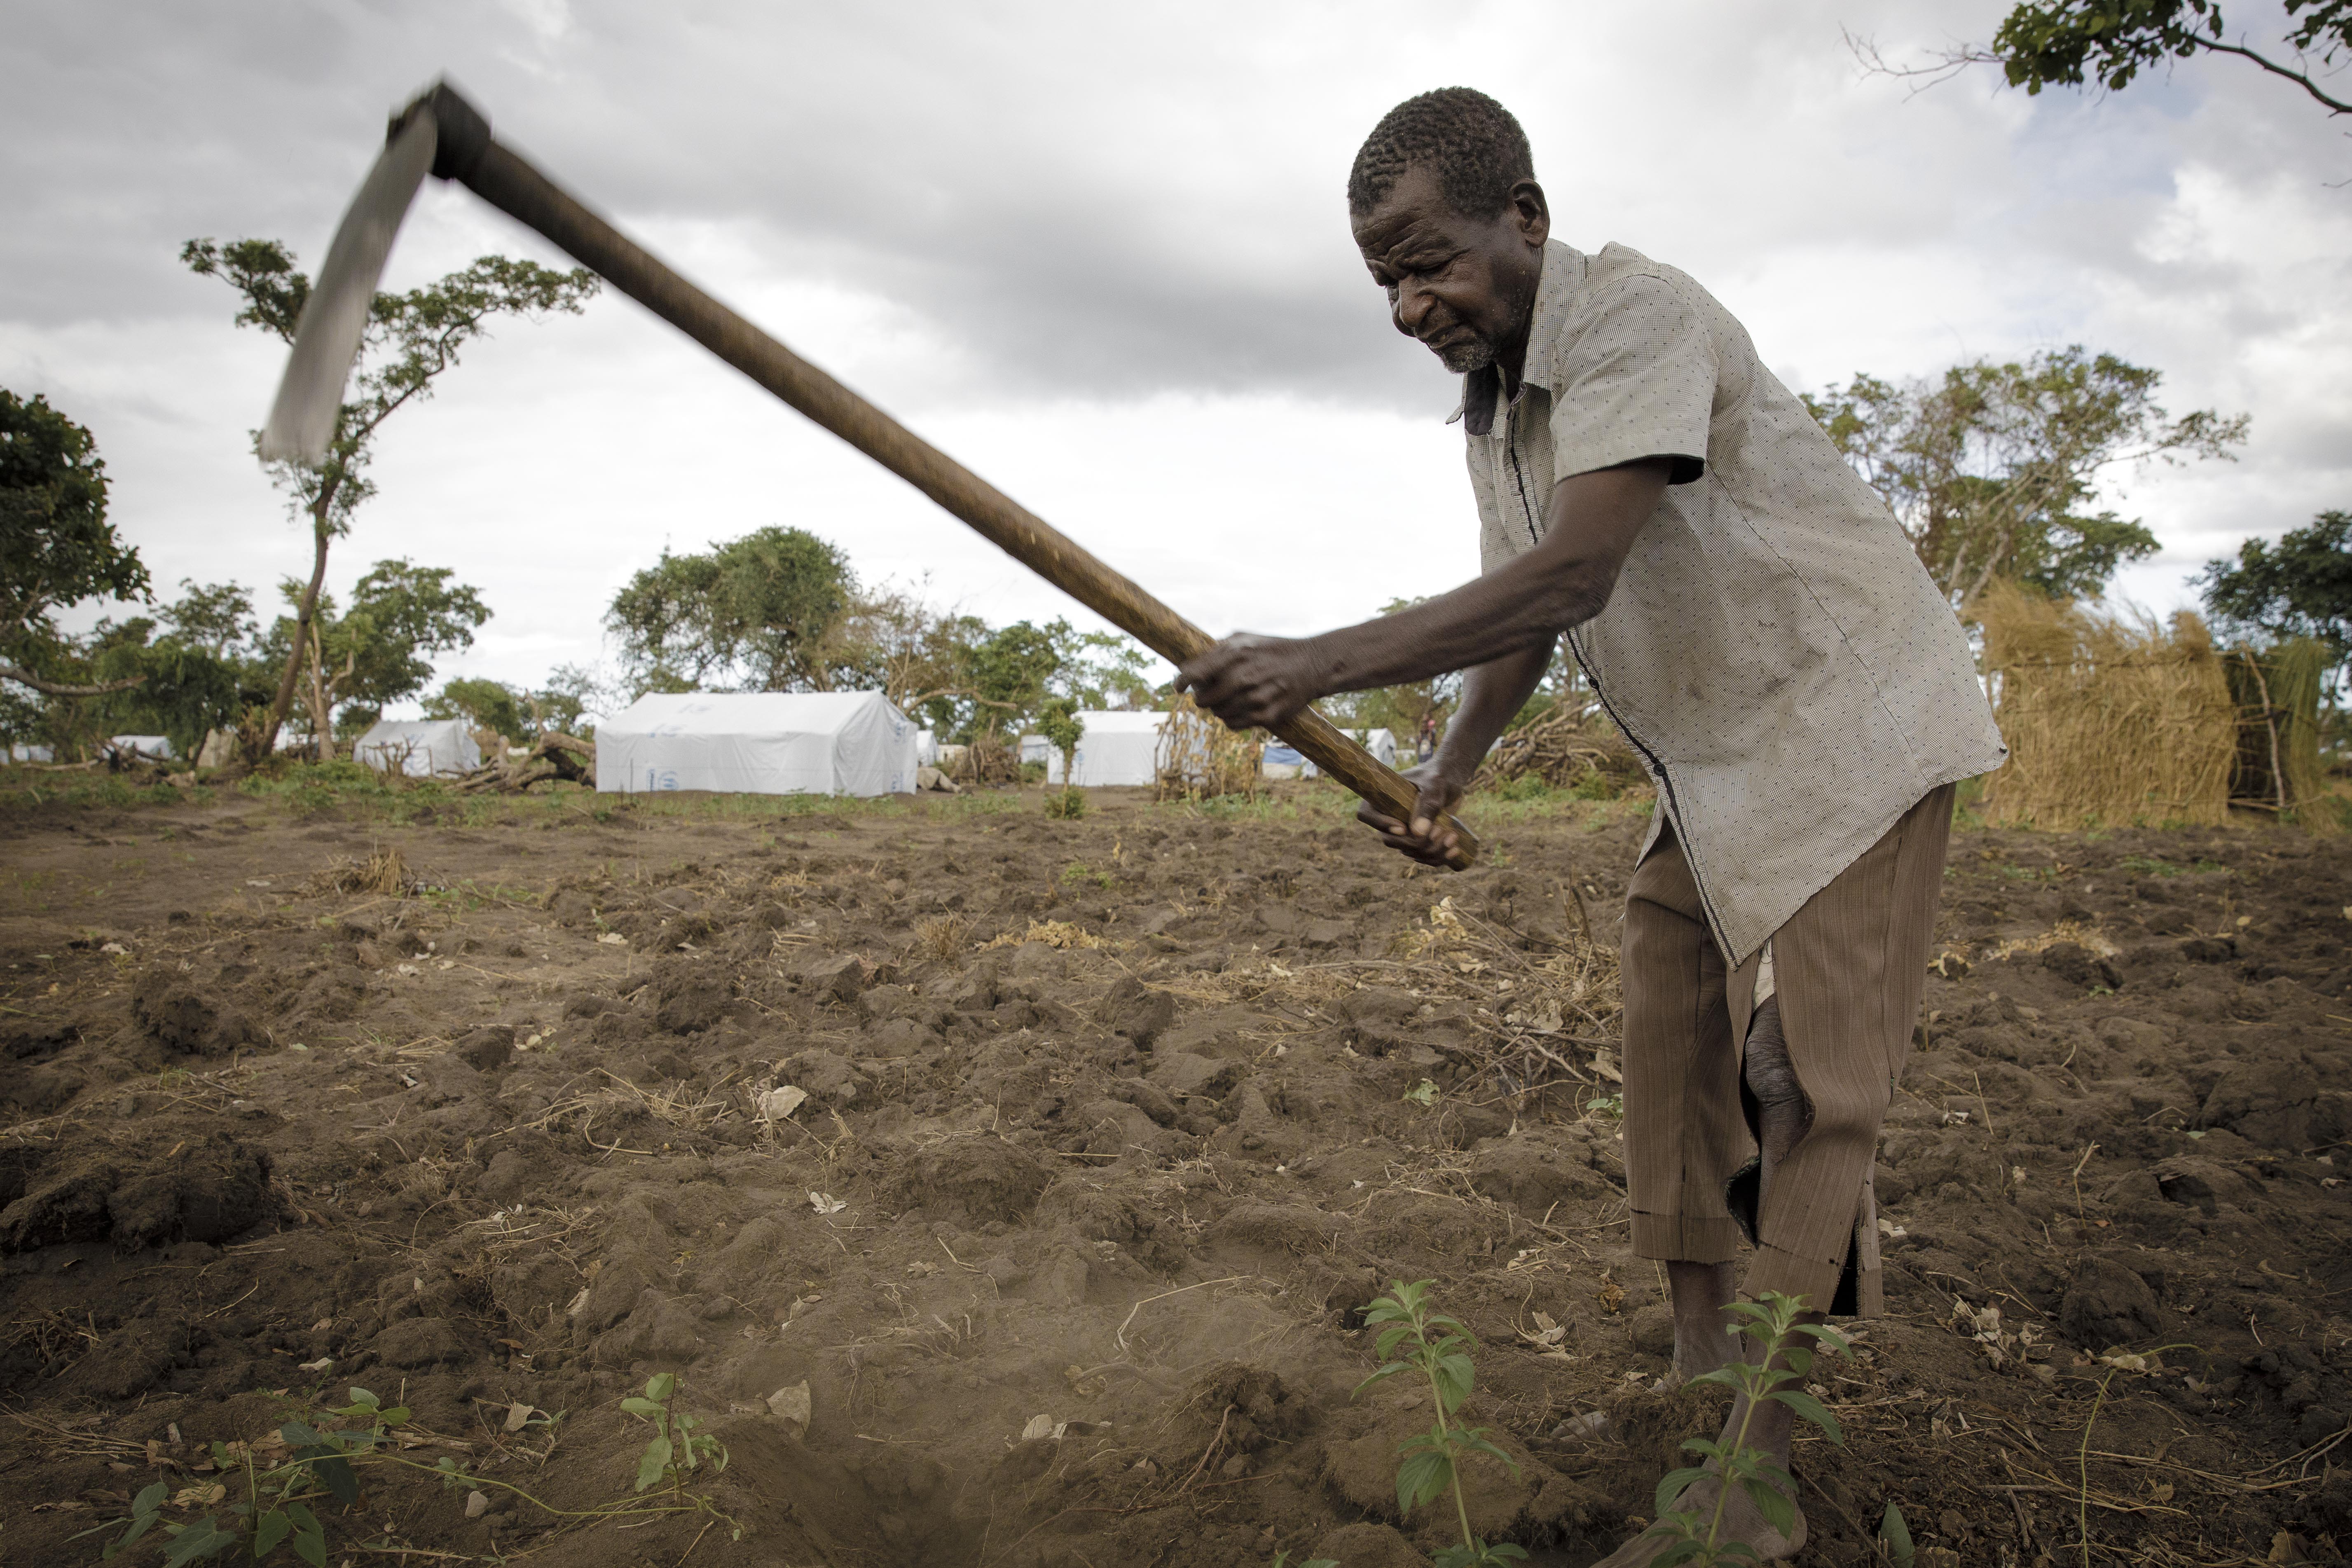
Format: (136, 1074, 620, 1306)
(1071, 710, 1167, 733)
(603, 691, 897, 737)
(357, 718, 470, 741)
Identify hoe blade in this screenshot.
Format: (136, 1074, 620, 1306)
(257, 104, 438, 467)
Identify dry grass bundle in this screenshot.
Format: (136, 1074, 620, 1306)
(313, 843, 421, 896)
(1471, 700, 1641, 793)
(1155, 695, 1259, 802)
(2224, 638, 2333, 827)
(1976, 582, 2236, 828)
(912, 912, 969, 959)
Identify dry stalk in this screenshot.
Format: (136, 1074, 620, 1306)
(1155, 695, 1259, 802)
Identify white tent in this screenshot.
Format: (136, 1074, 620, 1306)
(354, 718, 482, 777)
(1301, 727, 1397, 779)
(597, 691, 918, 796)
(1070, 711, 1166, 786)
(108, 734, 175, 760)
(1020, 712, 1167, 786)
(916, 728, 938, 766)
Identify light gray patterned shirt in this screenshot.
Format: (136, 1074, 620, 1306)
(1463, 240, 2004, 964)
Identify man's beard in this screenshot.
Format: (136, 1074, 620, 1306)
(1433, 334, 1495, 374)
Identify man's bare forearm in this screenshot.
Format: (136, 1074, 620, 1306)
(1301, 459, 1667, 697)
(1309, 552, 1605, 695)
(1434, 641, 1553, 786)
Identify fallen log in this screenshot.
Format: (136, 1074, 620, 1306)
(455, 730, 596, 793)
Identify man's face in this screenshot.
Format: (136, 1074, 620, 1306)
(1352, 164, 1549, 376)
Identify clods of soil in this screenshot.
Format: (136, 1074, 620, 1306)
(0, 783, 2346, 1566)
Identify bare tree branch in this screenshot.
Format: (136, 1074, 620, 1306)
(0, 662, 144, 697)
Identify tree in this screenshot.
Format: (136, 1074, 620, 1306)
(606, 526, 854, 694)
(963, 620, 1063, 740)
(1803, 346, 2245, 609)
(183, 238, 595, 757)
(158, 578, 259, 660)
(1, 389, 150, 699)
(427, 669, 604, 742)
(1049, 622, 1155, 711)
(1036, 694, 1085, 786)
(260, 559, 491, 741)
(2197, 509, 2352, 695)
(1856, 2, 2350, 117)
(426, 676, 532, 743)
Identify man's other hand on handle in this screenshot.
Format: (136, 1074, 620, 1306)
(1357, 759, 1470, 866)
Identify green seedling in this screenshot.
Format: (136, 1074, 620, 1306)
(1353, 1279, 1529, 1568)
(1641, 1290, 1847, 1566)
(623, 1371, 729, 1499)
(1402, 1079, 1439, 1107)
(76, 1379, 738, 1564)
(1270, 1554, 1339, 1568)
(76, 1386, 411, 1566)
(1879, 1499, 1916, 1566)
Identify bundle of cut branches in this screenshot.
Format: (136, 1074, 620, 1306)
(1471, 700, 1638, 792)
(454, 730, 596, 793)
(948, 729, 1024, 786)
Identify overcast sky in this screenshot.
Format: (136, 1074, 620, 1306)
(5, 0, 2347, 713)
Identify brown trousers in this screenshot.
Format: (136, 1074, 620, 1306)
(1619, 785, 1954, 1317)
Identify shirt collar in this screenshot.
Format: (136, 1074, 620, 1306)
(1446, 239, 1586, 436)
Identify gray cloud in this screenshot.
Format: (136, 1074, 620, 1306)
(3, 0, 2346, 688)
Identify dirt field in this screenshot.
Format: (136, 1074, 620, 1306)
(0, 772, 2346, 1567)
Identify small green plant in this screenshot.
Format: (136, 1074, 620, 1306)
(624, 1372, 729, 1500)
(1354, 1279, 1528, 1568)
(1640, 1291, 1846, 1566)
(76, 1386, 412, 1565)
(1044, 786, 1086, 819)
(1402, 1078, 1439, 1107)
(1585, 1093, 1624, 1120)
(1879, 1499, 1916, 1566)
(77, 1380, 737, 1564)
(1270, 1554, 1339, 1568)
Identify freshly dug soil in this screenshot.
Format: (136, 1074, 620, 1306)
(0, 784, 2345, 1566)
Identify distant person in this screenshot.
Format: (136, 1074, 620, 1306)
(1417, 710, 1438, 764)
(1177, 87, 2003, 1563)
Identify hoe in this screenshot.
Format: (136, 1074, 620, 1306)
(261, 80, 1475, 865)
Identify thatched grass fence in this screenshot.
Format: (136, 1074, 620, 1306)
(1975, 585, 2336, 831)
(1975, 583, 2237, 828)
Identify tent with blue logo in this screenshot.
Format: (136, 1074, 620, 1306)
(596, 691, 919, 797)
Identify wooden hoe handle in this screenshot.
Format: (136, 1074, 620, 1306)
(459, 141, 1477, 869)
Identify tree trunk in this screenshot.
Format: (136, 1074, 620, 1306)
(306, 621, 335, 762)
(258, 477, 341, 758)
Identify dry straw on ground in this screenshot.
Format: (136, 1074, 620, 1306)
(1976, 583, 2237, 829)
(312, 844, 419, 897)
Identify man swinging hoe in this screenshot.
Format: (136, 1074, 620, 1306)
(1177, 88, 2006, 1563)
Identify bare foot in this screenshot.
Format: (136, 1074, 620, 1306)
(1588, 1472, 1806, 1565)
(1547, 1261, 1738, 1444)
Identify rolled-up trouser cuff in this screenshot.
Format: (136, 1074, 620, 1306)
(1741, 1240, 1882, 1319)
(1631, 1211, 1744, 1266)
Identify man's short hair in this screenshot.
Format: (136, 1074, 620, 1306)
(1347, 88, 1534, 220)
